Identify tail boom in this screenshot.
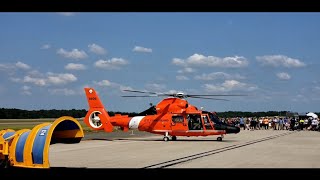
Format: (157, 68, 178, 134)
(83, 87, 149, 133)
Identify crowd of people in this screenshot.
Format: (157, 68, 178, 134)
(220, 116, 320, 131)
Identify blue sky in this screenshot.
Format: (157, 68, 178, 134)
(1, 12, 320, 113)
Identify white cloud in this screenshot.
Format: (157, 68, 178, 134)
(94, 80, 112, 86)
(172, 58, 185, 66)
(94, 58, 129, 70)
(172, 54, 248, 68)
(256, 55, 306, 68)
(65, 63, 86, 70)
(41, 44, 51, 49)
(49, 88, 77, 96)
(57, 12, 75, 16)
(22, 85, 30, 91)
(1, 62, 31, 75)
(195, 72, 245, 80)
(177, 67, 196, 74)
(47, 73, 77, 85)
(10, 77, 21, 82)
(93, 80, 126, 90)
(27, 70, 43, 76)
(16, 61, 31, 70)
(176, 75, 189, 80)
(165, 89, 181, 94)
(292, 94, 309, 102)
(313, 86, 320, 92)
(203, 80, 257, 93)
(23, 76, 47, 86)
(132, 46, 152, 53)
(276, 72, 291, 80)
(296, 94, 304, 98)
(0, 63, 14, 72)
(21, 85, 31, 95)
(57, 48, 88, 60)
(145, 83, 166, 92)
(20, 73, 77, 86)
(21, 91, 32, 95)
(119, 85, 134, 91)
(1, 61, 31, 71)
(88, 43, 107, 55)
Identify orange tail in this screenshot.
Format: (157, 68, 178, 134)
(84, 88, 114, 132)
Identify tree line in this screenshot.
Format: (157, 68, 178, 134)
(0, 108, 138, 119)
(1, 108, 318, 119)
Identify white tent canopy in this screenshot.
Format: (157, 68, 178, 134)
(306, 112, 318, 119)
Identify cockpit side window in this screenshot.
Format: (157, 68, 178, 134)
(202, 115, 213, 130)
(172, 115, 184, 123)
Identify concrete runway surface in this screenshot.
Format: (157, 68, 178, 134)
(49, 130, 320, 168)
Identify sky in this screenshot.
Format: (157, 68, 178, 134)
(1, 12, 320, 113)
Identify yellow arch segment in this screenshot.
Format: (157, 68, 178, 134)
(22, 122, 51, 168)
(0, 130, 15, 157)
(0, 129, 15, 137)
(0, 130, 5, 136)
(8, 129, 31, 167)
(49, 116, 84, 139)
(42, 116, 84, 168)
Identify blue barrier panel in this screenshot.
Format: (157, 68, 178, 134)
(32, 125, 51, 164)
(15, 131, 30, 163)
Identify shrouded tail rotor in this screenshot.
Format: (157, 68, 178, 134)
(89, 111, 103, 129)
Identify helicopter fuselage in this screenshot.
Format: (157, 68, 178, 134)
(84, 88, 239, 141)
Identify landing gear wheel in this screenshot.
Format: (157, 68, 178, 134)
(217, 137, 223, 141)
(163, 137, 169, 142)
(172, 136, 177, 141)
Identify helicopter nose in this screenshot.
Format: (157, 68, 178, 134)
(225, 125, 240, 134)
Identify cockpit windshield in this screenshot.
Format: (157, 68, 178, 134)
(204, 111, 222, 124)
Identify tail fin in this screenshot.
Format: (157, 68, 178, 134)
(84, 87, 105, 109)
(83, 88, 113, 132)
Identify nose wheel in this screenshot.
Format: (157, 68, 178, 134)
(162, 132, 178, 142)
(163, 136, 169, 142)
(163, 136, 177, 141)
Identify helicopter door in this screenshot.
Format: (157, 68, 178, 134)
(202, 115, 213, 130)
(171, 115, 185, 131)
(187, 114, 203, 130)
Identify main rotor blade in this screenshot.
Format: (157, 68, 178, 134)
(122, 89, 158, 94)
(188, 94, 247, 97)
(121, 95, 158, 97)
(190, 96, 230, 101)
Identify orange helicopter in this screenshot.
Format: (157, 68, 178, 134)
(83, 87, 241, 141)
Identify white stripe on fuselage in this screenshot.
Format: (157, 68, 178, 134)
(128, 116, 145, 129)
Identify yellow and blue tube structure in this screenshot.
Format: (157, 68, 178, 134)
(0, 116, 84, 168)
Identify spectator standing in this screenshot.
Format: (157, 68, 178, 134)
(290, 118, 296, 131)
(279, 118, 284, 130)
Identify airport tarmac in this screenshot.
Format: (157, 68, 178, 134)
(49, 130, 320, 168)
